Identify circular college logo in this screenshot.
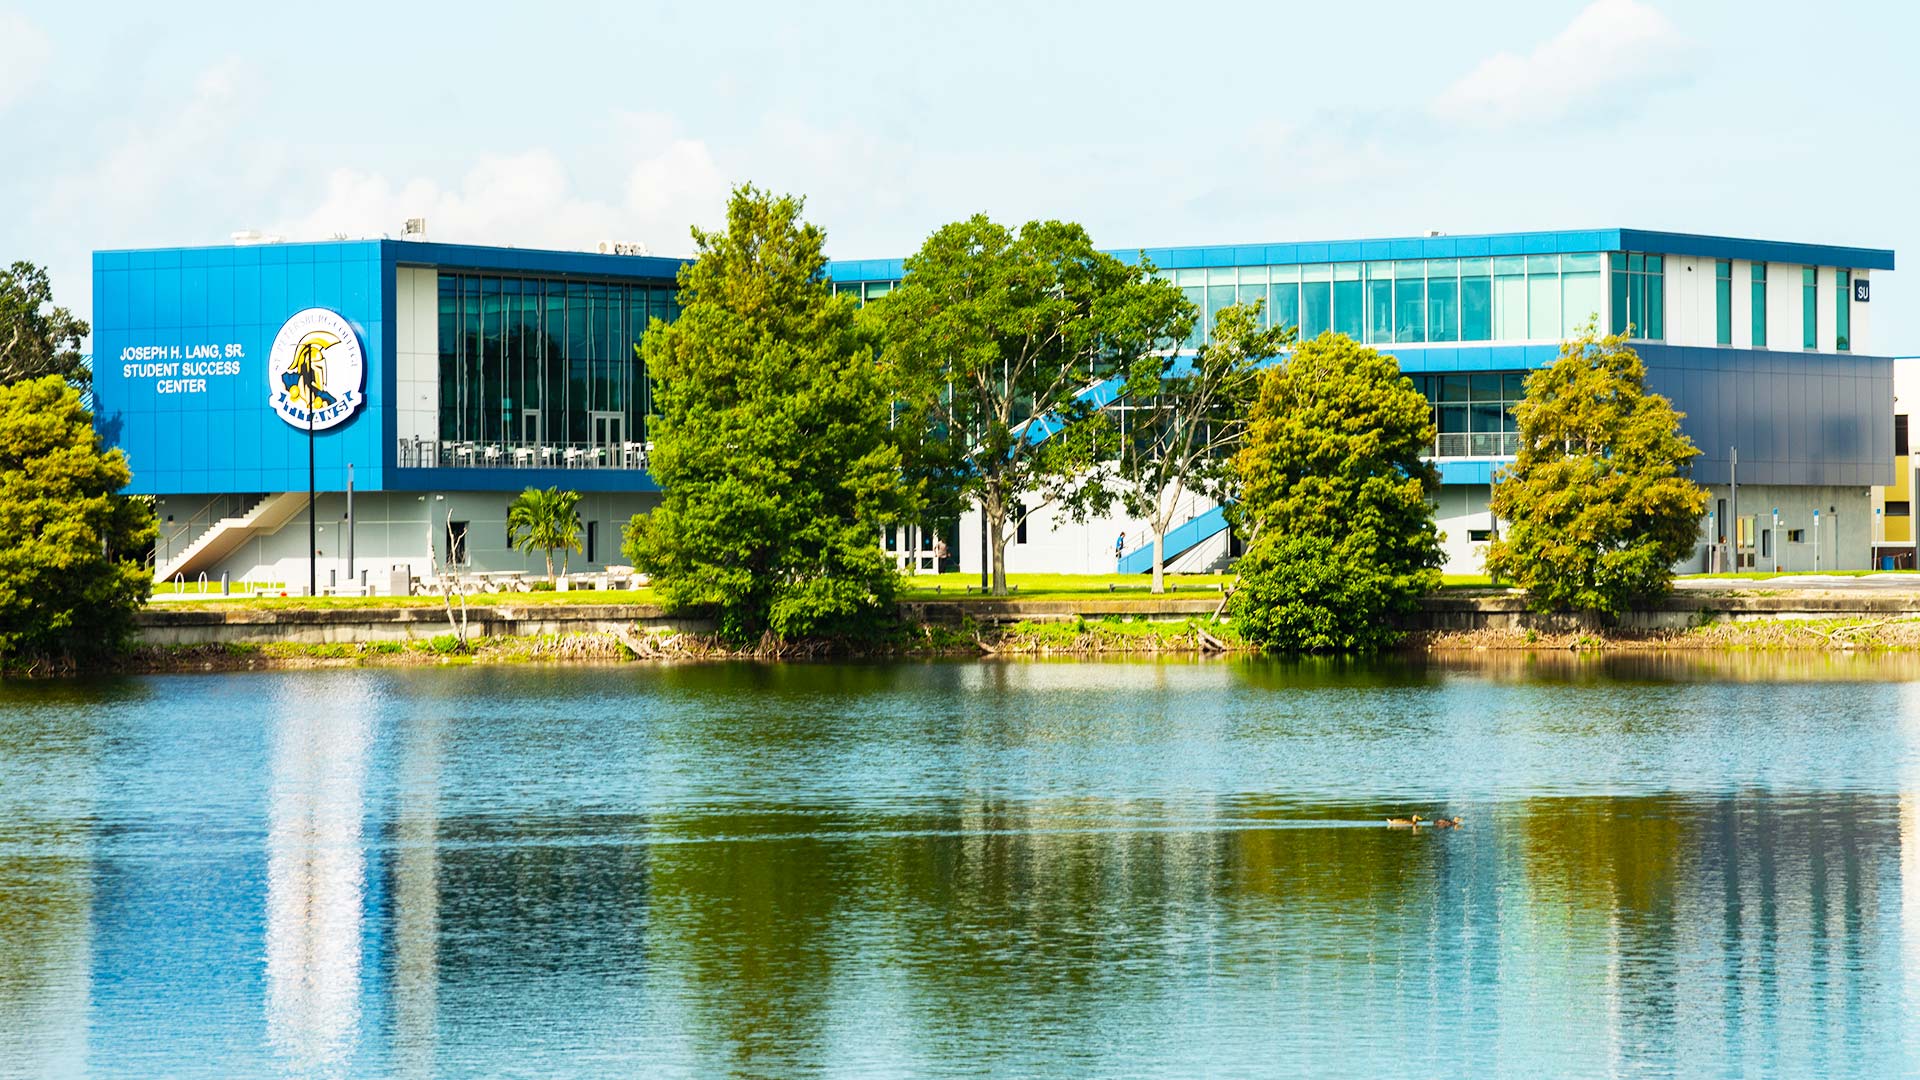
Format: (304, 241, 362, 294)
(268, 308, 365, 430)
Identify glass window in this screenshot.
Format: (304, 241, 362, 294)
(1427, 260, 1459, 343)
(1610, 261, 1630, 335)
(1181, 286, 1204, 350)
(1561, 257, 1602, 339)
(1896, 413, 1909, 457)
(1175, 269, 1205, 286)
(1206, 284, 1237, 338)
(1836, 270, 1851, 352)
(1238, 283, 1267, 327)
(431, 270, 676, 457)
(1751, 263, 1768, 348)
(1301, 278, 1331, 339)
(1269, 281, 1300, 334)
(1427, 370, 1529, 458)
(1610, 252, 1664, 340)
(1715, 260, 1733, 345)
(1394, 261, 1425, 343)
(1207, 267, 1238, 285)
(1460, 258, 1492, 341)
(1802, 266, 1819, 349)
(1331, 263, 1362, 340)
(1494, 258, 1527, 340)
(1365, 263, 1394, 344)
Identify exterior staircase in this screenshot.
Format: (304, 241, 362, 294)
(154, 492, 311, 583)
(1116, 505, 1230, 575)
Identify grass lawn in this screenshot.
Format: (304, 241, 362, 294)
(151, 570, 1504, 613)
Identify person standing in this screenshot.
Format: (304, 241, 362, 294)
(1114, 531, 1127, 566)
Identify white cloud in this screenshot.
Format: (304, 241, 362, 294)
(42, 58, 266, 219)
(0, 11, 51, 110)
(1432, 0, 1684, 127)
(274, 116, 729, 256)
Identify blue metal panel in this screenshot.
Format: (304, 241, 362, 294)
(1360, 241, 1393, 261)
(1389, 344, 1560, 372)
(94, 242, 392, 496)
(379, 467, 659, 494)
(1438, 460, 1500, 485)
(1618, 229, 1894, 271)
(1637, 344, 1893, 486)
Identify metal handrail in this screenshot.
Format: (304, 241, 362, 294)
(1428, 432, 1520, 459)
(156, 493, 265, 565)
(397, 438, 651, 471)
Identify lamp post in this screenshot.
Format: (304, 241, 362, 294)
(302, 364, 317, 598)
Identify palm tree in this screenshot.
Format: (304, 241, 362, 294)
(505, 487, 583, 583)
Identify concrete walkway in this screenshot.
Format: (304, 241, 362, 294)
(1675, 573, 1920, 592)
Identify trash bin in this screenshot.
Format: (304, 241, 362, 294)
(1882, 556, 1897, 571)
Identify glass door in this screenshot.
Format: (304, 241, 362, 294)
(591, 412, 624, 468)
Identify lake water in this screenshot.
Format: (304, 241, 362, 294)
(4, 655, 1920, 1078)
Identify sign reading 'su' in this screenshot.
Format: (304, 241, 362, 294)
(268, 308, 365, 430)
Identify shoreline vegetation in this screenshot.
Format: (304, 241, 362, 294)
(116, 610, 1920, 674)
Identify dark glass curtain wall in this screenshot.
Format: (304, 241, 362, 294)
(436, 272, 677, 448)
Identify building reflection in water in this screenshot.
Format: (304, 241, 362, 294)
(264, 688, 374, 1077)
(391, 708, 444, 1079)
(1904, 681, 1920, 1067)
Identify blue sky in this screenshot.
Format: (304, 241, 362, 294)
(3, 0, 1915, 351)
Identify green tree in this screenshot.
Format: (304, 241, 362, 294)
(623, 185, 912, 644)
(1105, 301, 1289, 592)
(1486, 322, 1708, 616)
(0, 262, 90, 387)
(0, 375, 155, 668)
(1227, 333, 1442, 653)
(877, 216, 1189, 596)
(505, 486, 583, 583)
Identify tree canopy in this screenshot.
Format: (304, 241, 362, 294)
(876, 216, 1189, 595)
(1486, 322, 1708, 616)
(1, 262, 91, 387)
(0, 375, 154, 668)
(1227, 333, 1442, 652)
(506, 486, 583, 583)
(1105, 300, 1289, 592)
(623, 185, 913, 644)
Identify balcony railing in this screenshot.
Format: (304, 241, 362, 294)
(398, 438, 651, 471)
(1430, 432, 1521, 458)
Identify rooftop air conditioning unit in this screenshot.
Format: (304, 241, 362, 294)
(599, 241, 650, 256)
(403, 218, 427, 241)
(231, 229, 284, 246)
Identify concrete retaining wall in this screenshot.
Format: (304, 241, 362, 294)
(134, 590, 1920, 646)
(135, 604, 712, 646)
(1413, 591, 1920, 632)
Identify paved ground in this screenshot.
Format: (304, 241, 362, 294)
(1676, 573, 1920, 592)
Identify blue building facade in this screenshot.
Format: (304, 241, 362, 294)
(93, 227, 1895, 588)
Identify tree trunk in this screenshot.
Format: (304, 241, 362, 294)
(984, 491, 1009, 597)
(1151, 528, 1166, 594)
(546, 550, 555, 584)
